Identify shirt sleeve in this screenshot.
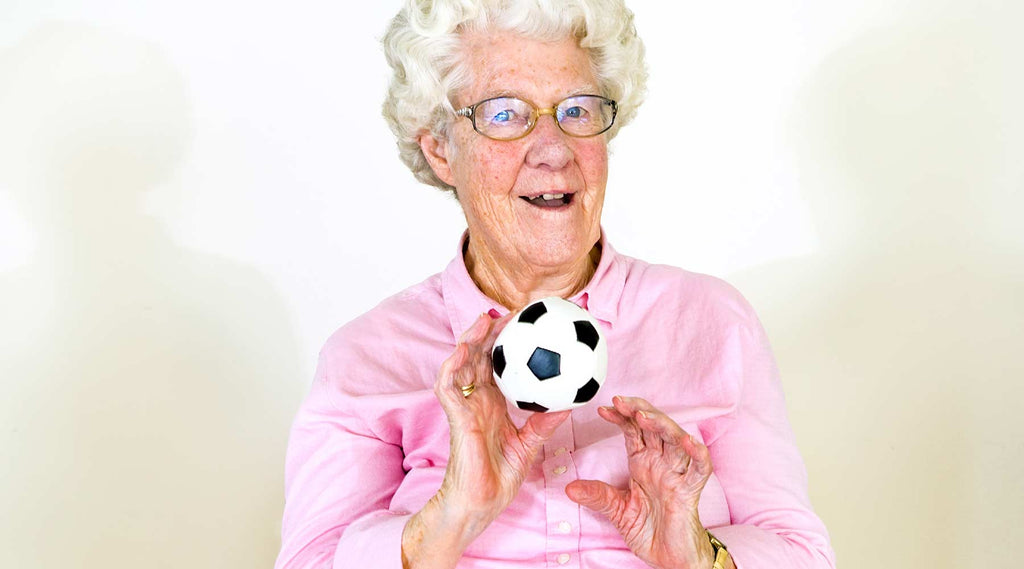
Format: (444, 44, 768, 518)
(704, 313, 836, 569)
(274, 351, 409, 569)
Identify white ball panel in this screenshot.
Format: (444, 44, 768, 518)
(491, 297, 608, 412)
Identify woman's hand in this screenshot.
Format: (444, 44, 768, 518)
(402, 313, 570, 569)
(565, 396, 717, 569)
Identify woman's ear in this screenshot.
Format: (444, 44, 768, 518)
(418, 133, 455, 187)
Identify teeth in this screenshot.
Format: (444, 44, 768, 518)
(541, 193, 565, 200)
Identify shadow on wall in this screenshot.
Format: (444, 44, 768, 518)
(730, 5, 1024, 569)
(0, 22, 303, 568)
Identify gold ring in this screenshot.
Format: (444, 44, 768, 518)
(460, 383, 476, 398)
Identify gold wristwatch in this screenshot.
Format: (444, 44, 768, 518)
(707, 530, 732, 569)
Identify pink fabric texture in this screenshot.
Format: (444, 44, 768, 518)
(275, 235, 835, 569)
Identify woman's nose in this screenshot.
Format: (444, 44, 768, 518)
(524, 114, 574, 170)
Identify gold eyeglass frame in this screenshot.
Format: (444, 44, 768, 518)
(454, 95, 618, 141)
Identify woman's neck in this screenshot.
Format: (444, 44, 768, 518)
(464, 237, 601, 311)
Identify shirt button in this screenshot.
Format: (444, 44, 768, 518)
(557, 553, 571, 564)
(553, 465, 567, 475)
(554, 447, 567, 456)
(558, 521, 572, 533)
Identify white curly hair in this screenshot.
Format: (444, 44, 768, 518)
(381, 0, 647, 193)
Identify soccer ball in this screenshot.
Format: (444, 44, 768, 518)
(491, 297, 608, 413)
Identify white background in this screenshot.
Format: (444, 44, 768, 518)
(1, 1, 1022, 567)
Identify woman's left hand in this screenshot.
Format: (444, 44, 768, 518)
(565, 396, 717, 569)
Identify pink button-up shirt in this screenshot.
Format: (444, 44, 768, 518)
(276, 235, 835, 569)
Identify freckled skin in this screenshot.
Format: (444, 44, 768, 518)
(420, 31, 609, 310)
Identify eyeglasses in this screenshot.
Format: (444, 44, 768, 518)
(455, 95, 617, 141)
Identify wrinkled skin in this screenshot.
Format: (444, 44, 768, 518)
(402, 313, 569, 568)
(566, 396, 718, 569)
(417, 30, 608, 310)
(434, 313, 571, 528)
(402, 313, 720, 569)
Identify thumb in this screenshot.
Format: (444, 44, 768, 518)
(565, 479, 623, 519)
(519, 410, 571, 448)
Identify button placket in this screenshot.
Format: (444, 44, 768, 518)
(543, 419, 581, 568)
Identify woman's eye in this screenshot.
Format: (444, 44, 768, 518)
(565, 106, 584, 119)
(492, 109, 514, 122)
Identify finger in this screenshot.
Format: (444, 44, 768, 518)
(460, 312, 493, 345)
(518, 410, 571, 449)
(596, 404, 628, 426)
(634, 407, 688, 448)
(598, 405, 645, 456)
(612, 396, 665, 451)
(467, 311, 511, 352)
(634, 411, 666, 453)
(615, 396, 691, 450)
(611, 395, 658, 417)
(565, 479, 626, 521)
(681, 433, 713, 489)
(435, 343, 471, 409)
(456, 314, 501, 389)
(487, 311, 515, 340)
(476, 316, 510, 387)
(437, 342, 468, 392)
(637, 412, 690, 473)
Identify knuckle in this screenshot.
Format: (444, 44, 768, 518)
(696, 439, 711, 459)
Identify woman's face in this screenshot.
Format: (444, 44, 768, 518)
(430, 30, 609, 274)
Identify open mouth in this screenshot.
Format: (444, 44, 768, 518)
(520, 193, 574, 208)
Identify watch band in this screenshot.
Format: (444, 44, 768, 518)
(707, 530, 731, 569)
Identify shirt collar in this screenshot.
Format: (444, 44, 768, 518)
(440, 229, 626, 340)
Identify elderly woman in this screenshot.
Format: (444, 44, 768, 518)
(276, 1, 834, 568)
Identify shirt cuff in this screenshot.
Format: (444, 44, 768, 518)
(707, 524, 836, 569)
(334, 510, 412, 569)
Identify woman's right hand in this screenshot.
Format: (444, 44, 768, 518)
(401, 313, 571, 569)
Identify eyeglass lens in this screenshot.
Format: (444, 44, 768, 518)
(472, 95, 615, 140)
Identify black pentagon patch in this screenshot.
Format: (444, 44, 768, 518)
(527, 347, 560, 380)
(573, 320, 600, 350)
(518, 301, 548, 324)
(492, 345, 506, 377)
(573, 378, 601, 404)
(517, 401, 549, 413)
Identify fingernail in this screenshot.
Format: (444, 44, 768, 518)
(488, 308, 501, 319)
(474, 314, 489, 330)
(638, 411, 648, 419)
